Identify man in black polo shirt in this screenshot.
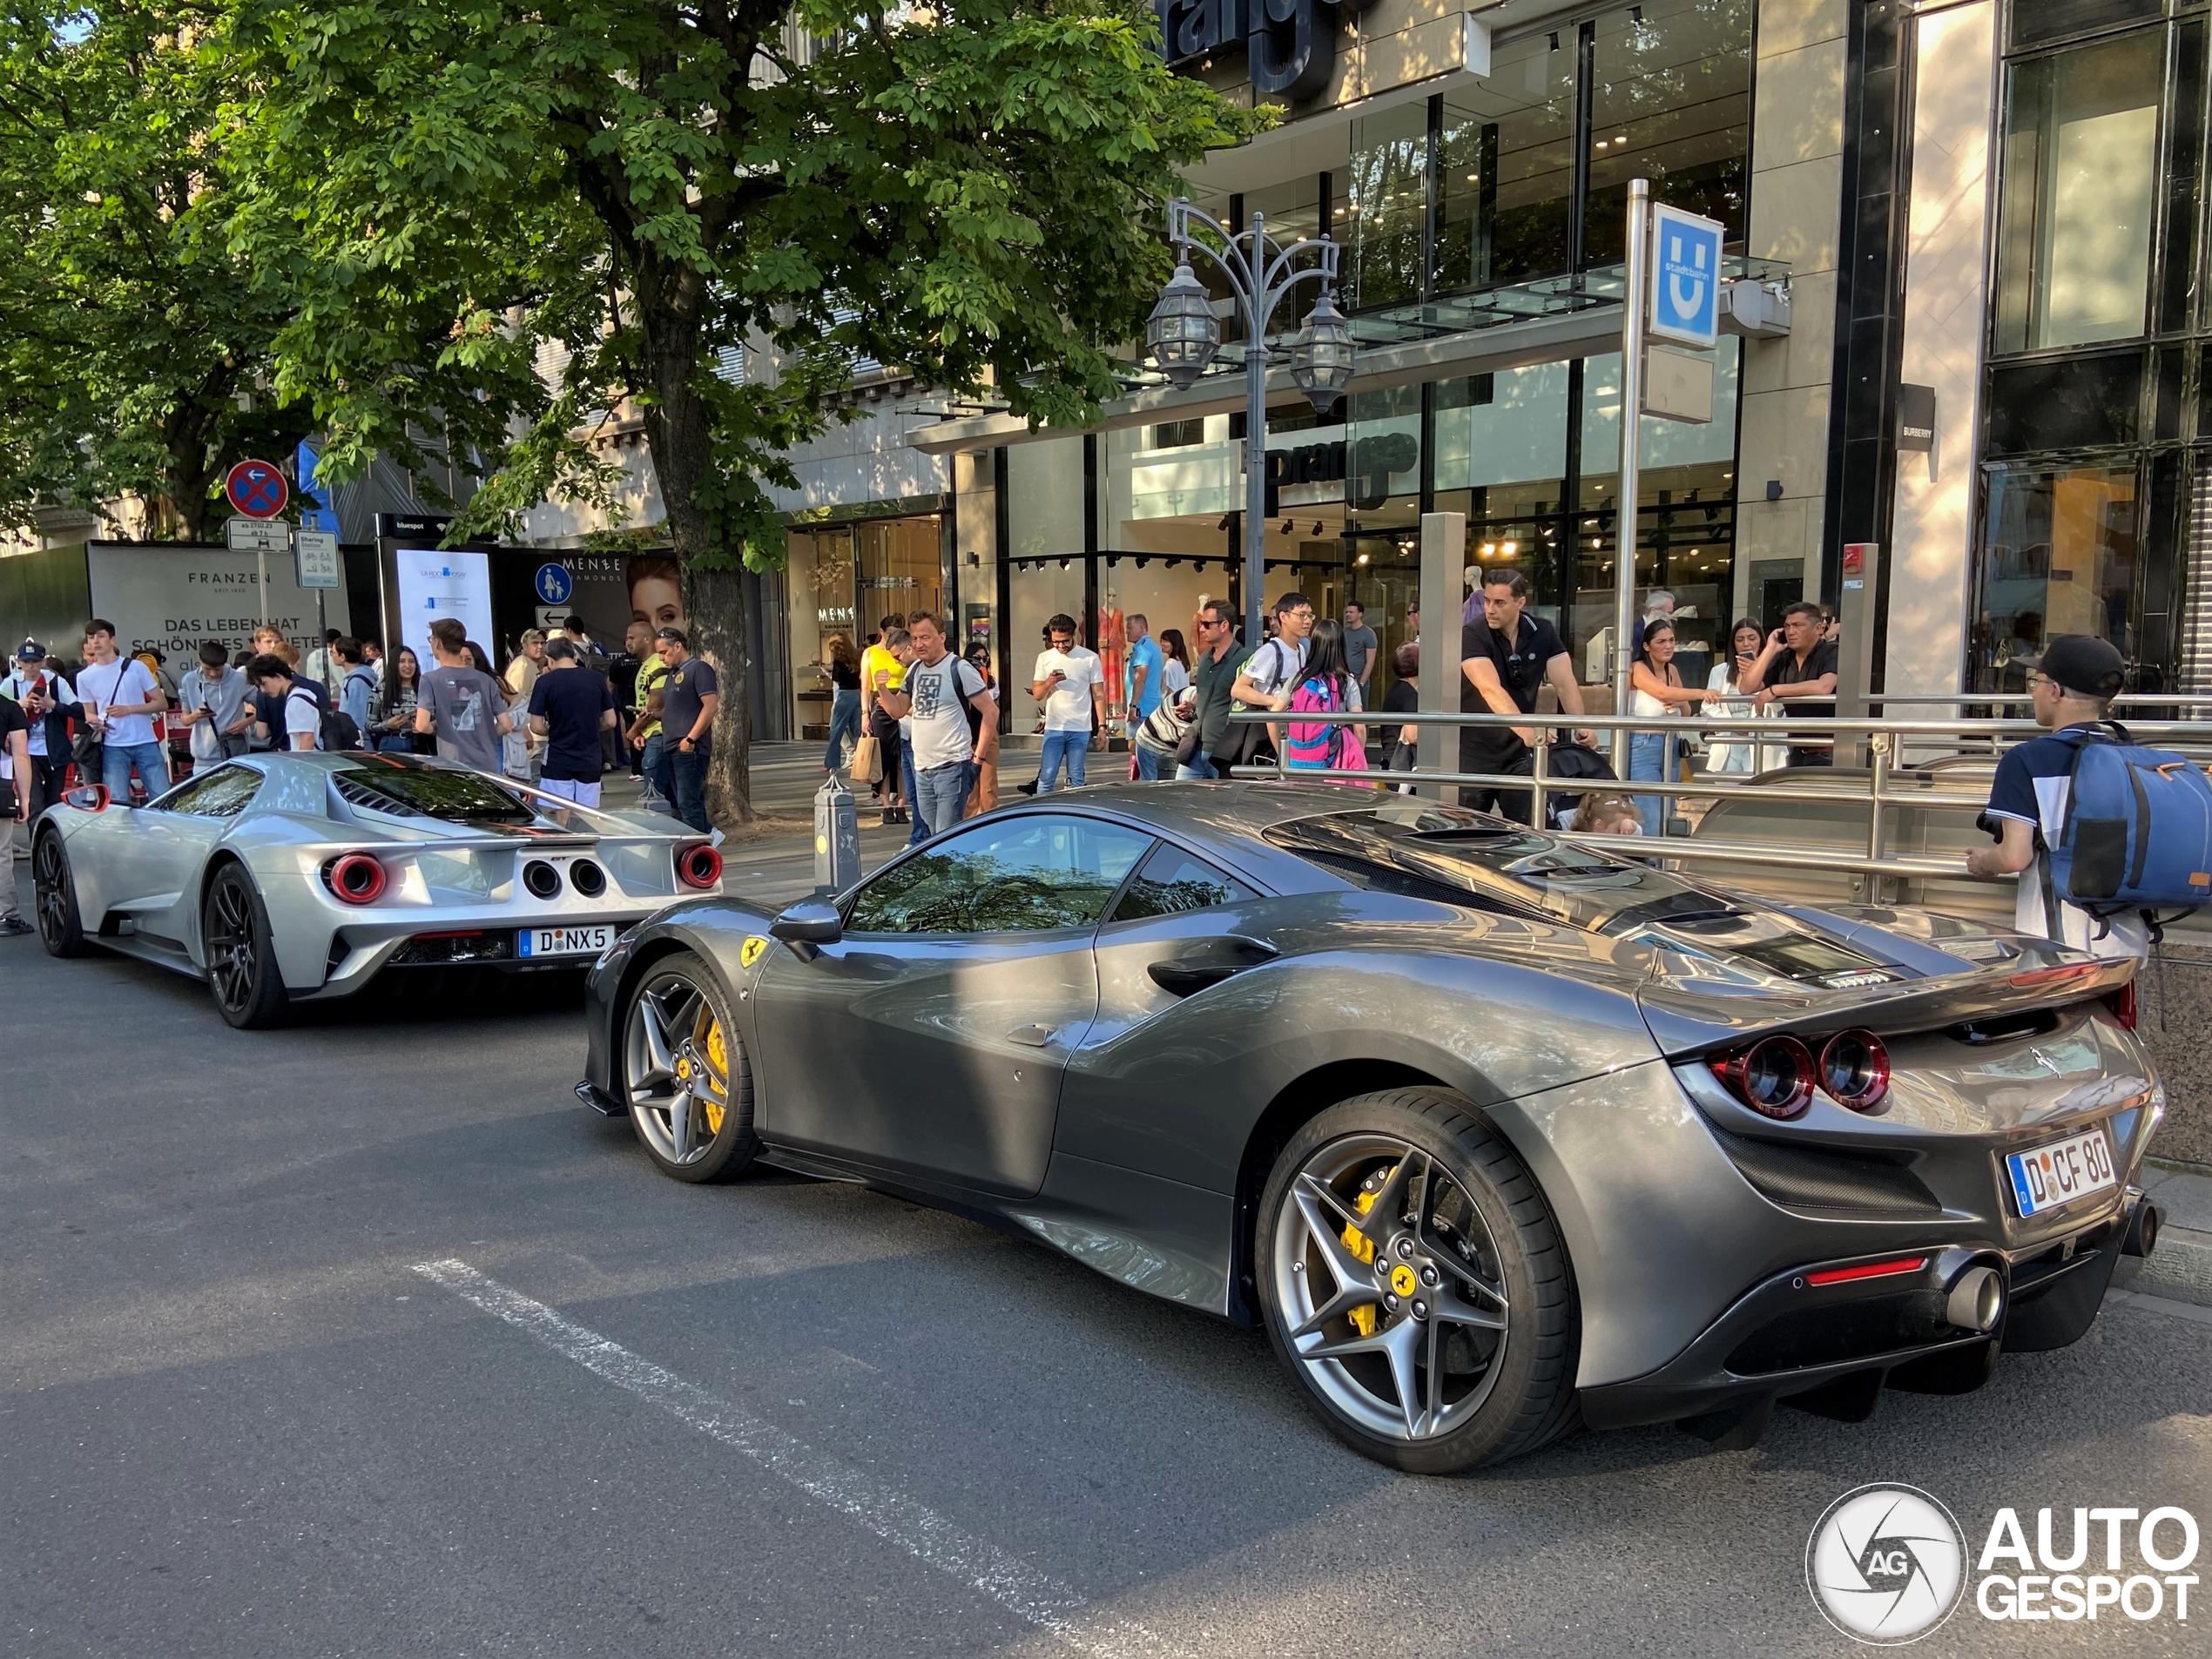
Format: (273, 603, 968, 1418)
(1741, 600, 1838, 766)
(1460, 568, 1591, 823)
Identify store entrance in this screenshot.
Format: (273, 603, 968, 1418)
(786, 515, 942, 740)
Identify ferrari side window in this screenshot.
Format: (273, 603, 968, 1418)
(847, 814, 1154, 934)
(1109, 844, 1254, 922)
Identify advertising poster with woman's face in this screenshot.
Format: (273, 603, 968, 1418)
(496, 552, 685, 660)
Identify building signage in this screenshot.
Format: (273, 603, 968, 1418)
(85, 541, 350, 663)
(1897, 383, 1936, 453)
(1647, 203, 1725, 350)
(1155, 0, 1381, 101)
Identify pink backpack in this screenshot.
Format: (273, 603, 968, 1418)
(1285, 677, 1368, 771)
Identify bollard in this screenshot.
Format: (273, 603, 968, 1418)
(813, 772, 860, 894)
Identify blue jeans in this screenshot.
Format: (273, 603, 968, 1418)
(102, 738, 168, 800)
(670, 742, 711, 833)
(1135, 744, 1167, 780)
(825, 689, 861, 770)
(1174, 753, 1217, 780)
(912, 760, 973, 839)
(1037, 730, 1088, 793)
(1629, 731, 1674, 837)
(902, 743, 927, 845)
(643, 732, 671, 804)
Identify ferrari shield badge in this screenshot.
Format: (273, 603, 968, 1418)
(739, 935, 769, 969)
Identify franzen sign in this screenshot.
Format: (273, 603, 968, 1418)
(1155, 0, 1381, 101)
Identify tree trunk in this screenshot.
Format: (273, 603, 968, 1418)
(637, 295, 755, 826)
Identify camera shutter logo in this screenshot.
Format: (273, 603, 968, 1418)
(1806, 1485, 1966, 1644)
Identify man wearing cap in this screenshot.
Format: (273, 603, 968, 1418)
(2, 641, 78, 826)
(1966, 633, 2148, 959)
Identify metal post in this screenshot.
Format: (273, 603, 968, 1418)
(1612, 179, 1649, 779)
(1417, 510, 1464, 802)
(1244, 213, 1269, 652)
(258, 544, 268, 626)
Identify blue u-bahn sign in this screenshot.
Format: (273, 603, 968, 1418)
(1155, 0, 1380, 101)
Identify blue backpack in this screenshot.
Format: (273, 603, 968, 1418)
(2047, 723, 2212, 919)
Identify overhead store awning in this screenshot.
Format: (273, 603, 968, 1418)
(908, 258, 1790, 456)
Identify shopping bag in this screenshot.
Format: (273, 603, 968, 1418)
(849, 732, 882, 784)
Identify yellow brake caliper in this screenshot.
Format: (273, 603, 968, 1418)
(1339, 1168, 1393, 1338)
(700, 1016, 728, 1135)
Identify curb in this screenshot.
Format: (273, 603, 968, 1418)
(2113, 1224, 2212, 1308)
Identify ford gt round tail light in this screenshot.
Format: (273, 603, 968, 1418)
(1817, 1028, 1892, 1113)
(1712, 1035, 1817, 1119)
(325, 853, 388, 906)
(569, 859, 607, 898)
(523, 859, 563, 900)
(676, 843, 722, 890)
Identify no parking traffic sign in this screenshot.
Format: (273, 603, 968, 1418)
(225, 459, 289, 520)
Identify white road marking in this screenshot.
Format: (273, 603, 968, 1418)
(412, 1258, 1179, 1657)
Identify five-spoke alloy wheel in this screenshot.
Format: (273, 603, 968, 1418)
(623, 951, 759, 1182)
(1258, 1088, 1579, 1473)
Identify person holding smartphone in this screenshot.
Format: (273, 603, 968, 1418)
(1030, 614, 1102, 794)
(1703, 617, 1769, 775)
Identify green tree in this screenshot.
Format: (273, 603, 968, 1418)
(235, 0, 1256, 822)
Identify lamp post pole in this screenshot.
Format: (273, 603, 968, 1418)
(1613, 178, 1650, 779)
(1147, 199, 1354, 650)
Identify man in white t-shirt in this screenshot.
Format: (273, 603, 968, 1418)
(1231, 592, 1316, 754)
(879, 612, 996, 837)
(1029, 612, 1102, 794)
(78, 618, 169, 799)
(250, 655, 322, 751)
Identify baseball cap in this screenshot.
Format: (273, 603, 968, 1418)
(16, 638, 44, 662)
(2018, 633, 2125, 698)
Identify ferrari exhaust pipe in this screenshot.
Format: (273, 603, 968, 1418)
(2122, 1195, 2163, 1258)
(1945, 1265, 2003, 1333)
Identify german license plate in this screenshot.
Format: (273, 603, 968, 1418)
(2006, 1125, 2118, 1218)
(518, 924, 613, 959)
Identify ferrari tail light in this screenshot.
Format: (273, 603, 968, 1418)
(325, 853, 388, 905)
(1817, 1028, 1892, 1113)
(676, 843, 723, 890)
(1710, 1035, 1817, 1120)
(2103, 981, 2139, 1030)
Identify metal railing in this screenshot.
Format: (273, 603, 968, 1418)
(1222, 705, 2212, 888)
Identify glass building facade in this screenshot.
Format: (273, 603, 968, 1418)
(1974, 0, 2210, 692)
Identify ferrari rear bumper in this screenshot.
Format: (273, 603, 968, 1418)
(1579, 1190, 2147, 1436)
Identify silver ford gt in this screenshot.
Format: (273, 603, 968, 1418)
(32, 752, 724, 1027)
(575, 785, 2168, 1474)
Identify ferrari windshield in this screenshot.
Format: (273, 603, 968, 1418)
(330, 764, 539, 826)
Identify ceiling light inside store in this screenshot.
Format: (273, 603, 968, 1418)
(1480, 542, 1495, 556)
(1502, 540, 1518, 556)
(1167, 558, 1182, 569)
(1059, 557, 1070, 570)
(1279, 519, 1293, 534)
(1357, 552, 1370, 566)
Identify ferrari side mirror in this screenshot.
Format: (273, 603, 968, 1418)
(63, 784, 111, 812)
(769, 900, 842, 947)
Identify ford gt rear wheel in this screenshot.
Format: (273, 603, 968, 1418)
(202, 865, 289, 1029)
(623, 952, 759, 1183)
(1258, 1089, 1579, 1473)
(32, 830, 88, 958)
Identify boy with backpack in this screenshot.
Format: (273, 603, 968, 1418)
(1967, 633, 2212, 959)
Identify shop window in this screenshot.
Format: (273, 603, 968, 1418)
(1437, 33, 1575, 293)
(1347, 101, 1430, 310)
(1150, 419, 1206, 449)
(1583, 0, 1751, 267)
(1984, 352, 2143, 452)
(1973, 464, 2138, 691)
(2179, 463, 2212, 690)
(1993, 29, 2163, 354)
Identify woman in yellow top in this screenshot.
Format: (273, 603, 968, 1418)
(858, 616, 909, 823)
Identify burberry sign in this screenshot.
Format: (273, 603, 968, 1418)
(1154, 0, 1380, 100)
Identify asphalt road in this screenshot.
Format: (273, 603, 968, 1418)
(5, 911, 2210, 1656)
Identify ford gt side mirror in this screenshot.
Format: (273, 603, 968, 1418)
(770, 900, 843, 948)
(63, 784, 111, 812)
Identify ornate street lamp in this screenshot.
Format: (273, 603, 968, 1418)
(1146, 198, 1352, 648)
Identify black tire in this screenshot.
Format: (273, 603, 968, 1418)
(619, 950, 759, 1183)
(32, 828, 89, 958)
(200, 863, 290, 1029)
(1256, 1087, 1580, 1474)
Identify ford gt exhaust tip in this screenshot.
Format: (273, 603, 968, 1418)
(1944, 1265, 2003, 1333)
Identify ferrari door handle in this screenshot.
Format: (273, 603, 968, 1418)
(1007, 1024, 1055, 1047)
(1146, 936, 1278, 998)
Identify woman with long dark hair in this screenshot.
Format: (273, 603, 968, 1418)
(1158, 628, 1191, 702)
(374, 646, 423, 753)
(821, 634, 862, 772)
(1284, 617, 1367, 771)
(1627, 618, 1711, 834)
(1703, 617, 1770, 776)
